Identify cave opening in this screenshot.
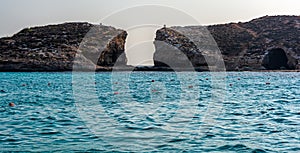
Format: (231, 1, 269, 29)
(262, 48, 289, 70)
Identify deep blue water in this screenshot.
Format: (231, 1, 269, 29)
(0, 72, 299, 152)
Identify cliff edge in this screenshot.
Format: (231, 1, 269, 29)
(0, 23, 127, 71)
(1, 15, 299, 71)
(154, 15, 300, 71)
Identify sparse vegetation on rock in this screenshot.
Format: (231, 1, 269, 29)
(0, 15, 299, 71)
(0, 23, 127, 71)
(155, 15, 300, 71)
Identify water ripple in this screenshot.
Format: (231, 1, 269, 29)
(0, 72, 299, 152)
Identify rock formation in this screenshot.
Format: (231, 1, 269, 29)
(0, 15, 299, 71)
(0, 22, 127, 71)
(97, 31, 127, 67)
(154, 15, 300, 71)
(154, 27, 208, 70)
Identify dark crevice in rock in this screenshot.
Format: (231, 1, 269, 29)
(262, 48, 289, 70)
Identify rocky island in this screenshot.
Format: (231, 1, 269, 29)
(0, 15, 299, 71)
(154, 15, 300, 71)
(0, 23, 127, 71)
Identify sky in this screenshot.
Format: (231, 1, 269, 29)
(0, 0, 300, 65)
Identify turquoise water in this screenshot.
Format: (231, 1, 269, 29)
(0, 72, 299, 152)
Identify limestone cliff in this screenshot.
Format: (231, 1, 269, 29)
(154, 15, 300, 71)
(1, 15, 299, 71)
(97, 31, 127, 66)
(154, 27, 207, 70)
(0, 22, 127, 71)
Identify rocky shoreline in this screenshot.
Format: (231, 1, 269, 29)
(0, 15, 299, 72)
(154, 15, 300, 71)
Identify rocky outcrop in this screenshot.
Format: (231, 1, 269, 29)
(1, 15, 299, 71)
(0, 22, 127, 71)
(97, 31, 127, 66)
(154, 15, 300, 71)
(154, 27, 208, 70)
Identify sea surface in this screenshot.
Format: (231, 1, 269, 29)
(0, 72, 299, 152)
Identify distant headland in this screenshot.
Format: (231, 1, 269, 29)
(0, 15, 299, 72)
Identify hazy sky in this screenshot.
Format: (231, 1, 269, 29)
(1, 0, 299, 65)
(1, 0, 300, 37)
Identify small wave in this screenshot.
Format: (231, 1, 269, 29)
(271, 118, 288, 123)
(252, 148, 267, 153)
(125, 126, 156, 131)
(39, 131, 61, 135)
(2, 138, 19, 142)
(168, 138, 187, 143)
(156, 144, 172, 148)
(217, 144, 267, 152)
(217, 144, 251, 151)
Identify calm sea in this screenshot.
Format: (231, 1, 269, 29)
(0, 72, 299, 152)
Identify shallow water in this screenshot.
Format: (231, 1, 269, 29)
(0, 72, 299, 152)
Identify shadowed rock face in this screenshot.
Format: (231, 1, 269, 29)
(154, 15, 300, 71)
(262, 48, 289, 70)
(154, 27, 208, 70)
(97, 31, 127, 66)
(0, 23, 127, 71)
